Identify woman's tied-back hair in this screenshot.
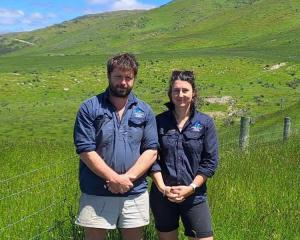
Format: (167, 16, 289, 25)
(168, 70, 198, 106)
(107, 53, 139, 78)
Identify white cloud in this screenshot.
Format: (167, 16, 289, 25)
(46, 13, 57, 19)
(87, 0, 110, 4)
(20, 12, 46, 25)
(0, 8, 24, 25)
(112, 0, 155, 10)
(30, 12, 44, 20)
(84, 9, 101, 15)
(86, 0, 155, 11)
(0, 8, 59, 32)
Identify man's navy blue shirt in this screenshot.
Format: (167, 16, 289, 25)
(74, 89, 158, 196)
(151, 105, 218, 204)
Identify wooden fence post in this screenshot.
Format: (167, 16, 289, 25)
(239, 117, 251, 151)
(283, 117, 291, 141)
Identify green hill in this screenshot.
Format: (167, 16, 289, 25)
(1, 0, 300, 59)
(0, 0, 300, 142)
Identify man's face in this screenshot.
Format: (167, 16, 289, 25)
(109, 68, 135, 98)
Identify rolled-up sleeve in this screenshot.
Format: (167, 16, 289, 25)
(197, 118, 219, 177)
(141, 108, 159, 152)
(73, 102, 96, 154)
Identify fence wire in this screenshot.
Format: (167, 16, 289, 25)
(0, 170, 76, 201)
(29, 218, 69, 240)
(0, 118, 299, 239)
(0, 199, 65, 233)
(0, 157, 77, 184)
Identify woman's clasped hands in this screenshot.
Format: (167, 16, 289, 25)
(163, 185, 194, 203)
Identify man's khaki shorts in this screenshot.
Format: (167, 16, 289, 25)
(75, 191, 149, 229)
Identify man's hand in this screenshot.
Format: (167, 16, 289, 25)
(106, 174, 136, 194)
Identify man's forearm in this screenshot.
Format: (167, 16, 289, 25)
(80, 151, 119, 182)
(126, 149, 157, 181)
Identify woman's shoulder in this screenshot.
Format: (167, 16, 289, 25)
(156, 110, 173, 129)
(193, 111, 215, 125)
(156, 110, 171, 120)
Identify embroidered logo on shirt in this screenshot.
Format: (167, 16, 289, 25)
(133, 107, 145, 118)
(191, 121, 202, 132)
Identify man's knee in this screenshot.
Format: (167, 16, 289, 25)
(120, 227, 144, 240)
(84, 227, 107, 240)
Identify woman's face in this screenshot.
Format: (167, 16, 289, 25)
(171, 80, 194, 109)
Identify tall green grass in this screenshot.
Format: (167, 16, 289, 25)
(210, 135, 300, 239)
(0, 140, 79, 239)
(1, 134, 299, 239)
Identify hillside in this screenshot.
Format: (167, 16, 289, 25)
(0, 0, 300, 142)
(0, 0, 300, 59)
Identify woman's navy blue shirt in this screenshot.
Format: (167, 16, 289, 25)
(151, 105, 218, 204)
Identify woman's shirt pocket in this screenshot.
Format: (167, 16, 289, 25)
(183, 129, 204, 154)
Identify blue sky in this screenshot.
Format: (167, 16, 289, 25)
(0, 0, 171, 33)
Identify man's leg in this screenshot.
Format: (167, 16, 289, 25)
(76, 194, 119, 240)
(120, 227, 143, 240)
(84, 227, 107, 240)
(118, 192, 149, 239)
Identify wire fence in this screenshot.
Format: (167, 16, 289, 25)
(0, 157, 75, 184)
(0, 118, 299, 239)
(0, 170, 76, 202)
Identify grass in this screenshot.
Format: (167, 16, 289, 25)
(210, 135, 300, 239)
(0, 134, 299, 239)
(0, 140, 79, 239)
(1, 53, 300, 142)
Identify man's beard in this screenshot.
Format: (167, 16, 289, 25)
(109, 83, 132, 98)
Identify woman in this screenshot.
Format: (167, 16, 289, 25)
(150, 70, 218, 240)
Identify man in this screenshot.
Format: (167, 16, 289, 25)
(73, 53, 158, 240)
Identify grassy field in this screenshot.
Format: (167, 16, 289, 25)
(0, 133, 299, 239)
(211, 135, 300, 239)
(1, 53, 299, 142)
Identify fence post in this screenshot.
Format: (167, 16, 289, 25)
(283, 117, 291, 141)
(239, 117, 250, 151)
(239, 116, 250, 151)
(280, 98, 285, 110)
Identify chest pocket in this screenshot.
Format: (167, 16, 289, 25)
(183, 130, 204, 154)
(160, 129, 177, 148)
(128, 116, 145, 144)
(95, 114, 114, 146)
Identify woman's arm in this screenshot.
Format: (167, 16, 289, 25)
(151, 171, 178, 199)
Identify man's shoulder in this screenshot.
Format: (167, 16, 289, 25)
(134, 97, 153, 113)
(80, 93, 104, 109)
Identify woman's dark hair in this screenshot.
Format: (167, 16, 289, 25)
(107, 53, 139, 78)
(167, 70, 198, 106)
